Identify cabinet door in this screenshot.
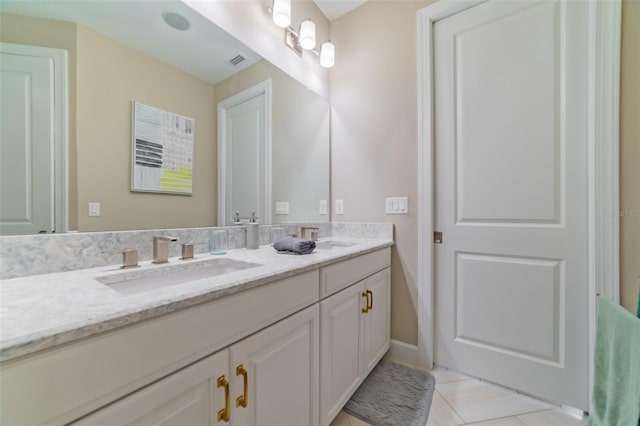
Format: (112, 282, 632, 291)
(74, 349, 229, 426)
(363, 268, 391, 375)
(230, 304, 319, 426)
(319, 281, 366, 426)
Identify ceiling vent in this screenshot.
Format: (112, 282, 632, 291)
(229, 54, 246, 67)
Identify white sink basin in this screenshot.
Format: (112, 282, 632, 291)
(314, 240, 358, 250)
(97, 258, 261, 295)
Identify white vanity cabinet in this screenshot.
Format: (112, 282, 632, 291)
(229, 304, 319, 426)
(75, 305, 319, 426)
(74, 349, 230, 426)
(319, 264, 391, 426)
(362, 268, 391, 375)
(0, 246, 391, 426)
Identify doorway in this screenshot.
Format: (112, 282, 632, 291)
(417, 0, 621, 412)
(217, 80, 272, 225)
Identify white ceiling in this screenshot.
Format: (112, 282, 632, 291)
(312, 0, 369, 21)
(0, 0, 261, 85)
(0, 0, 370, 84)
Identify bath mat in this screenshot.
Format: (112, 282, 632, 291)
(344, 360, 436, 426)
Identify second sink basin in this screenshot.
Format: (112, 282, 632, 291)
(314, 240, 358, 250)
(97, 258, 262, 295)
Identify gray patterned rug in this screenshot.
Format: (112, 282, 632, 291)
(344, 360, 436, 426)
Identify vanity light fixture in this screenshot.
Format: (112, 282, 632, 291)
(270, 2, 335, 68)
(320, 41, 335, 68)
(299, 20, 316, 50)
(272, 0, 291, 28)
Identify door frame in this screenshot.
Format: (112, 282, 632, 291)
(217, 79, 272, 225)
(0, 42, 69, 233)
(416, 0, 621, 407)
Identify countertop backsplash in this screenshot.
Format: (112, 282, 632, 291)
(0, 222, 392, 280)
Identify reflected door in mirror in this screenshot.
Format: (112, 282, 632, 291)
(1, 47, 55, 235)
(219, 81, 272, 226)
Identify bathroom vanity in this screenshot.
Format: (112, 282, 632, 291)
(0, 233, 392, 426)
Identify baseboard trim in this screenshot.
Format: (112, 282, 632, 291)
(385, 339, 419, 367)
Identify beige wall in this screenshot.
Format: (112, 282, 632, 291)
(620, 0, 640, 314)
(330, 0, 433, 345)
(215, 60, 330, 223)
(0, 13, 79, 230)
(75, 25, 217, 231)
(331, 0, 640, 346)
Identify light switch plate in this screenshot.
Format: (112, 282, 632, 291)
(88, 202, 101, 217)
(385, 197, 408, 214)
(319, 200, 328, 215)
(335, 199, 344, 215)
(275, 201, 289, 215)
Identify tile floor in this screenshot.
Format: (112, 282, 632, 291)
(330, 367, 588, 426)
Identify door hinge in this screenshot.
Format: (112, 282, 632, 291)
(434, 231, 443, 244)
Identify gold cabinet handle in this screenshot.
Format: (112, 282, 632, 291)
(236, 364, 248, 408)
(216, 375, 230, 422)
(367, 289, 373, 311)
(362, 291, 369, 313)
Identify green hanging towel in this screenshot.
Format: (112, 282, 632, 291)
(588, 296, 640, 426)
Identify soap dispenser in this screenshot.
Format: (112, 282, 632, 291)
(246, 211, 259, 250)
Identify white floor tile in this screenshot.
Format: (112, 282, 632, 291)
(426, 390, 466, 426)
(465, 416, 525, 426)
(329, 411, 352, 426)
(436, 379, 554, 424)
(517, 408, 588, 426)
(347, 414, 373, 426)
(430, 367, 473, 384)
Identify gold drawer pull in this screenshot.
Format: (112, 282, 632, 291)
(362, 291, 369, 313)
(367, 289, 373, 311)
(236, 364, 248, 408)
(216, 375, 230, 422)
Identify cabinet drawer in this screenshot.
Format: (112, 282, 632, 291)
(0, 270, 319, 426)
(320, 248, 390, 298)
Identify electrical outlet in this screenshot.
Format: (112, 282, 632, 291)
(385, 197, 408, 214)
(88, 202, 101, 217)
(335, 199, 344, 215)
(275, 202, 289, 215)
(319, 200, 328, 215)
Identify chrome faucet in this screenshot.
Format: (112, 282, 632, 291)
(300, 226, 319, 241)
(153, 236, 178, 264)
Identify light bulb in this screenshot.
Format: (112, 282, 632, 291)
(272, 0, 291, 28)
(299, 20, 316, 50)
(320, 42, 335, 68)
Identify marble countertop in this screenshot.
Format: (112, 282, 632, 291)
(0, 237, 393, 362)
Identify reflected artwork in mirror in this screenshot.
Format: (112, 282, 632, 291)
(0, 0, 330, 235)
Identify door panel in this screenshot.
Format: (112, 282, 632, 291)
(363, 268, 391, 375)
(455, 253, 562, 363)
(434, 0, 588, 409)
(454, 1, 560, 224)
(230, 305, 319, 426)
(320, 282, 364, 426)
(0, 52, 54, 235)
(74, 350, 228, 426)
(225, 94, 265, 222)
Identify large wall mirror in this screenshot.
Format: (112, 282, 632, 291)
(0, 0, 330, 235)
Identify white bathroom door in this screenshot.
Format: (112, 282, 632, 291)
(434, 0, 589, 409)
(0, 51, 55, 235)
